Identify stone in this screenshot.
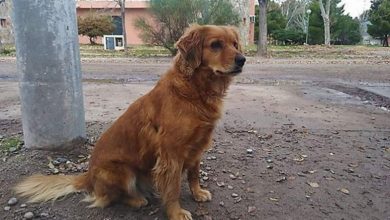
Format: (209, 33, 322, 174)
(276, 176, 287, 182)
(40, 212, 49, 217)
(217, 182, 225, 187)
(7, 197, 18, 206)
(248, 206, 256, 213)
(24, 212, 34, 219)
(9, 147, 18, 153)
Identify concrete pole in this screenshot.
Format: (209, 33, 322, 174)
(12, 0, 86, 150)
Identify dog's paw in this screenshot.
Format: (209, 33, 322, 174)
(125, 197, 148, 209)
(192, 189, 212, 202)
(169, 208, 192, 220)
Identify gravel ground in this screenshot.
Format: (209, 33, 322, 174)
(0, 57, 389, 220)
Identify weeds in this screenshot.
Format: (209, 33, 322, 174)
(0, 137, 22, 153)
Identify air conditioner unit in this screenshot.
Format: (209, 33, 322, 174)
(103, 35, 125, 50)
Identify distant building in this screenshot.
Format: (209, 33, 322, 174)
(76, 0, 151, 45)
(0, 0, 13, 44)
(360, 21, 381, 45)
(0, 0, 255, 46)
(76, 0, 255, 46)
(231, 0, 256, 46)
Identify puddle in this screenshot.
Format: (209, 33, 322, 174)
(327, 84, 390, 109)
(302, 86, 364, 106)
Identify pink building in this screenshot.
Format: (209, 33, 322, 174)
(76, 0, 151, 45)
(76, 0, 255, 46)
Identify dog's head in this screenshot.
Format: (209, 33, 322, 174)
(175, 25, 246, 77)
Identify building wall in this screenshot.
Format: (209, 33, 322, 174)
(360, 21, 382, 46)
(248, 0, 255, 45)
(77, 8, 152, 45)
(2, 0, 255, 47)
(231, 0, 256, 46)
(76, 0, 152, 45)
(77, 0, 255, 46)
(1, 0, 255, 47)
(0, 0, 14, 44)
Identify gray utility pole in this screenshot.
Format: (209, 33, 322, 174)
(13, 0, 86, 150)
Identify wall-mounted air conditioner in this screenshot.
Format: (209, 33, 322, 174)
(103, 35, 124, 50)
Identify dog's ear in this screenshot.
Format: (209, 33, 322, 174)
(175, 25, 203, 76)
(228, 26, 243, 53)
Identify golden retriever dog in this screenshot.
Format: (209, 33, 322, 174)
(14, 24, 246, 220)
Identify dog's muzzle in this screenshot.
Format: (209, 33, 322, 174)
(235, 54, 246, 68)
(226, 54, 246, 75)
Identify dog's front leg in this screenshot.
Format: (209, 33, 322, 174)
(187, 159, 212, 202)
(153, 157, 192, 220)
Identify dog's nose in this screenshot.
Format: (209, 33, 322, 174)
(235, 54, 246, 67)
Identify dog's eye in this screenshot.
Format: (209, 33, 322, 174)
(210, 41, 223, 50)
(233, 42, 239, 49)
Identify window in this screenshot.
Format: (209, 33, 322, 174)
(0, 18, 6, 28)
(112, 16, 123, 35)
(249, 15, 255, 23)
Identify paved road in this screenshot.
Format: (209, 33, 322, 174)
(1, 60, 390, 99)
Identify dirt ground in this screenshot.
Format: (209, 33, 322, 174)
(0, 57, 389, 220)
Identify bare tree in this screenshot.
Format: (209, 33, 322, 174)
(281, 0, 310, 32)
(257, 0, 267, 57)
(135, 0, 240, 55)
(319, 0, 331, 46)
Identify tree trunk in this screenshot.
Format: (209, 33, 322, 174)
(120, 0, 127, 51)
(89, 37, 96, 45)
(384, 34, 389, 47)
(319, 0, 331, 46)
(257, 0, 267, 57)
(323, 16, 330, 45)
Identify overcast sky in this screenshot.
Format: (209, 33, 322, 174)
(340, 0, 371, 18)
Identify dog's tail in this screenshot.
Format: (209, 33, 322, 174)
(14, 173, 88, 203)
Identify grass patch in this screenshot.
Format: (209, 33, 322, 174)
(79, 44, 171, 58)
(81, 44, 388, 59)
(244, 44, 389, 59)
(0, 137, 23, 153)
(2, 43, 388, 59)
(0, 44, 16, 56)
